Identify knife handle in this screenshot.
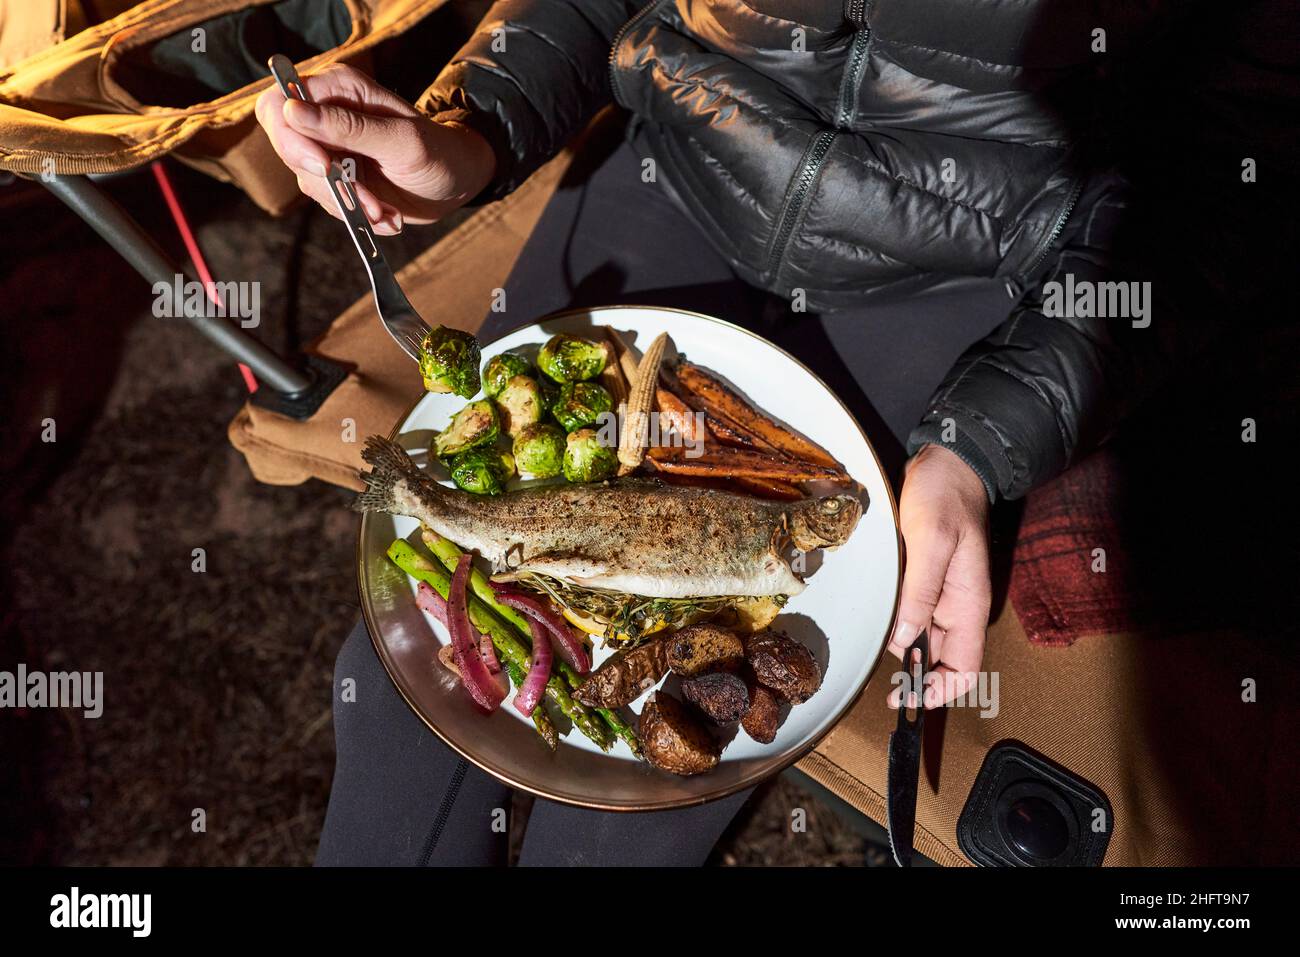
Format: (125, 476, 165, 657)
(898, 628, 930, 716)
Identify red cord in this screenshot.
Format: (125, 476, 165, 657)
(150, 161, 259, 393)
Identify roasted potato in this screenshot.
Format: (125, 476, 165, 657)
(744, 630, 822, 703)
(681, 670, 750, 724)
(638, 691, 721, 776)
(667, 623, 745, 677)
(574, 635, 671, 708)
(741, 682, 781, 744)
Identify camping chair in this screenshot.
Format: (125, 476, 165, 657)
(0, 0, 457, 416)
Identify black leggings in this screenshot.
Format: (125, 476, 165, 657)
(316, 120, 1013, 866)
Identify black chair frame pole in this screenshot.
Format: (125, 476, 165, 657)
(39, 171, 347, 419)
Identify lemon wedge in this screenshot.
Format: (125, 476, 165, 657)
(561, 607, 608, 637)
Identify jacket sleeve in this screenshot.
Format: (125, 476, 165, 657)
(906, 171, 1219, 501)
(416, 0, 642, 201)
(906, 0, 1289, 502)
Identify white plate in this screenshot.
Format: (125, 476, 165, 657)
(358, 306, 900, 810)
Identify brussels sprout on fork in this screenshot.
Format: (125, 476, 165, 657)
(419, 326, 482, 398)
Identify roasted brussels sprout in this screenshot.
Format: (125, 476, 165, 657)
(433, 399, 499, 458)
(418, 326, 481, 398)
(512, 423, 566, 479)
(552, 381, 614, 433)
(538, 374, 563, 414)
(481, 352, 532, 398)
(537, 333, 606, 383)
(496, 375, 543, 436)
(562, 428, 618, 483)
(448, 447, 515, 496)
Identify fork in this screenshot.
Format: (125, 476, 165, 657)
(267, 54, 431, 363)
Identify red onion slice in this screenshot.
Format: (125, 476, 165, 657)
(479, 633, 501, 674)
(513, 621, 551, 716)
(491, 584, 591, 675)
(449, 555, 506, 713)
(416, 581, 449, 627)
(421, 581, 502, 683)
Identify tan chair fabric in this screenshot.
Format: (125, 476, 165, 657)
(799, 604, 1299, 866)
(0, 1, 66, 70)
(0, 0, 447, 213)
(0, 3, 144, 68)
(227, 143, 576, 487)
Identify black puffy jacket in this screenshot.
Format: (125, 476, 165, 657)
(420, 0, 1270, 499)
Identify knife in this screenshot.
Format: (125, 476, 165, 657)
(887, 628, 929, 867)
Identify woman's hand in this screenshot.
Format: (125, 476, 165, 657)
(887, 443, 992, 709)
(254, 63, 496, 235)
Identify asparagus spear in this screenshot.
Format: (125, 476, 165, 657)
(388, 540, 612, 751)
(420, 528, 642, 756)
(421, 528, 535, 635)
(594, 704, 642, 755)
(547, 659, 641, 755)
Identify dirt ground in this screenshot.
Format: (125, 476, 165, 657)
(0, 156, 884, 866)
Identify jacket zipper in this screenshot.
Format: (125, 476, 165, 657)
(765, 129, 838, 281)
(837, 3, 871, 128)
(608, 0, 668, 108)
(766, 4, 868, 280)
(1015, 177, 1084, 287)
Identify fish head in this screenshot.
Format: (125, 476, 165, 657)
(789, 494, 862, 551)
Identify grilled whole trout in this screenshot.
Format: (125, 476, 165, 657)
(356, 437, 863, 599)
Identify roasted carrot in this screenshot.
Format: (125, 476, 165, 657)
(676, 362, 842, 469)
(702, 411, 773, 452)
(651, 472, 804, 501)
(730, 476, 806, 501)
(661, 365, 776, 451)
(656, 388, 707, 444)
(646, 446, 849, 484)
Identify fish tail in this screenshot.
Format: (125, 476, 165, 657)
(353, 436, 430, 514)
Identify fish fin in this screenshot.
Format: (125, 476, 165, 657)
(354, 436, 433, 514)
